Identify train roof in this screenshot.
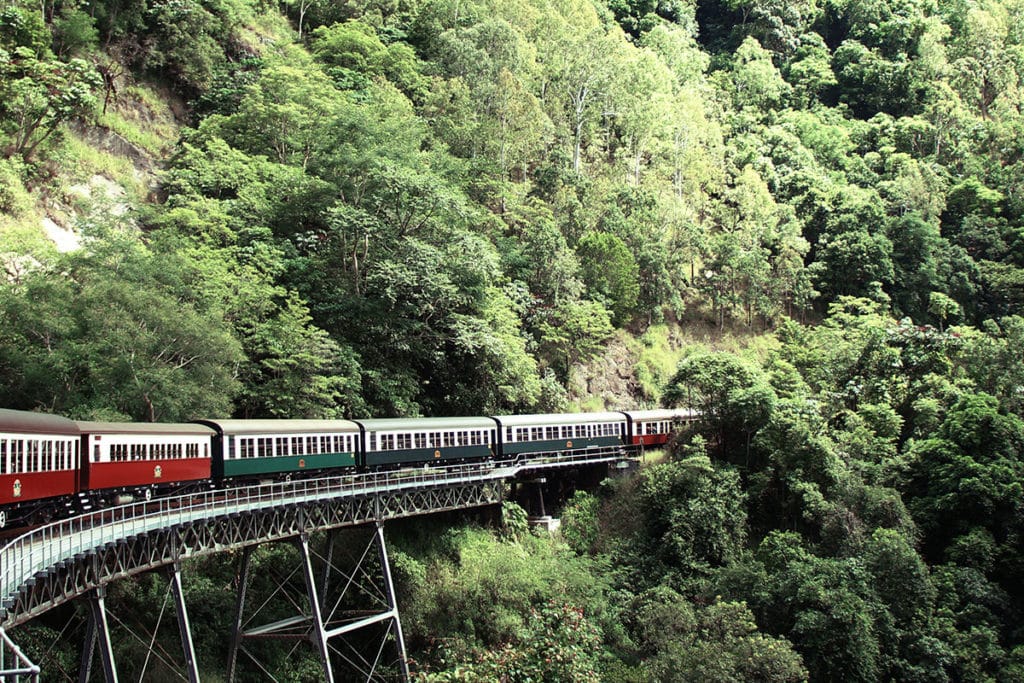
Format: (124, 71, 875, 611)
(77, 421, 216, 436)
(196, 419, 361, 436)
(491, 412, 627, 427)
(622, 409, 696, 421)
(354, 417, 495, 431)
(0, 408, 80, 436)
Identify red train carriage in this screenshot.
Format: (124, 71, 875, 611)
(0, 409, 81, 529)
(78, 421, 215, 504)
(623, 409, 696, 447)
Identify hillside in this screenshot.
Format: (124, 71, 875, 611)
(4, 0, 1024, 420)
(4, 0, 1024, 679)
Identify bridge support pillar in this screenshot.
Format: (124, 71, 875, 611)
(225, 546, 252, 683)
(81, 587, 118, 683)
(167, 563, 200, 683)
(226, 523, 409, 682)
(298, 533, 336, 683)
(375, 521, 411, 681)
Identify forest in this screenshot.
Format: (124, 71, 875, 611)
(1, 0, 1024, 679)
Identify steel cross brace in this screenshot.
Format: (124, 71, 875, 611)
(227, 523, 410, 682)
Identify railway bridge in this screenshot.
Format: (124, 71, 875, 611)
(0, 447, 637, 682)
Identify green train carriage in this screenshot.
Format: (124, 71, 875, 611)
(355, 417, 497, 467)
(197, 419, 360, 480)
(492, 412, 628, 457)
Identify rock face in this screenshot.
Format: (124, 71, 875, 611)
(71, 121, 155, 174)
(44, 94, 176, 250)
(41, 216, 80, 253)
(567, 332, 642, 409)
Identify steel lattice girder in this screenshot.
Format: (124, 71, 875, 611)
(1, 480, 505, 629)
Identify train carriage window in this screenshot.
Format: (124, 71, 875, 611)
(239, 439, 252, 459)
(414, 433, 426, 449)
(13, 439, 23, 472)
(291, 437, 304, 456)
(1, 439, 6, 475)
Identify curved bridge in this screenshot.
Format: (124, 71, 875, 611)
(0, 448, 635, 680)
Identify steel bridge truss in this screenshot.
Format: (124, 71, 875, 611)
(0, 448, 636, 680)
(228, 525, 409, 682)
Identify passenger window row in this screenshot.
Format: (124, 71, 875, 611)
(0, 437, 78, 474)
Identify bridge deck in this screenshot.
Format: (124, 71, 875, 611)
(1, 447, 634, 629)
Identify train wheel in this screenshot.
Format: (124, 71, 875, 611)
(144, 488, 153, 502)
(0, 510, 6, 529)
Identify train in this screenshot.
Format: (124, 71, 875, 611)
(0, 408, 693, 530)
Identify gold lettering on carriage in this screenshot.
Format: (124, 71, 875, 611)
(13, 479, 22, 498)
(154, 465, 163, 479)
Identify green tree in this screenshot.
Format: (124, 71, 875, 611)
(0, 47, 101, 160)
(576, 231, 640, 326)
